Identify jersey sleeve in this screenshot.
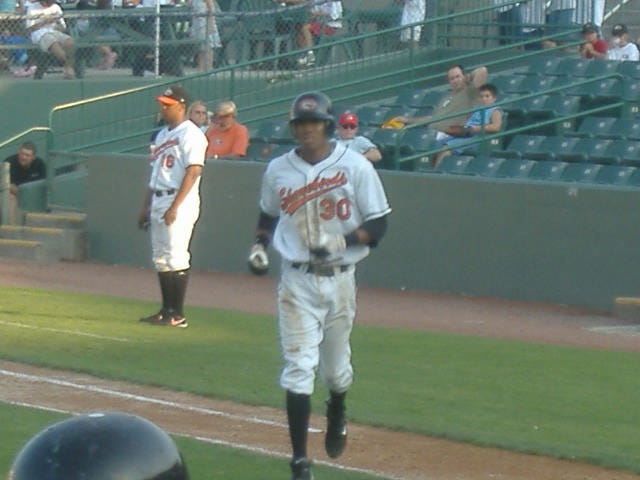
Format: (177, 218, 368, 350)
(259, 162, 281, 217)
(354, 160, 391, 222)
(182, 125, 207, 168)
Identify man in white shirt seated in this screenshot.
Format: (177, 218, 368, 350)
(606, 23, 639, 62)
(25, 0, 75, 78)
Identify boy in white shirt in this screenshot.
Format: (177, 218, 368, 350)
(607, 24, 639, 62)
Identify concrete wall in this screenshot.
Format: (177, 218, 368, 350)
(87, 155, 640, 311)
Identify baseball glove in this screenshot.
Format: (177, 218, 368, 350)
(444, 125, 472, 137)
(248, 243, 269, 275)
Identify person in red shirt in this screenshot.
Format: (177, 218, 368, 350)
(204, 101, 249, 159)
(579, 22, 607, 59)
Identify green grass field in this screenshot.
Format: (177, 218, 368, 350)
(1, 286, 640, 477)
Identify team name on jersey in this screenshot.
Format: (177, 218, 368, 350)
(280, 171, 347, 215)
(152, 138, 180, 161)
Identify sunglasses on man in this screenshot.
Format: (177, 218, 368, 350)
(340, 124, 357, 129)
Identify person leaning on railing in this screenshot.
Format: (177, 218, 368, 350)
(3, 141, 46, 225)
(392, 64, 488, 141)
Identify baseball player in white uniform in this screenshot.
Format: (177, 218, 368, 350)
(137, 85, 207, 328)
(247, 91, 391, 480)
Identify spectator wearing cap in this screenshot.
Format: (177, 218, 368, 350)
(335, 112, 382, 163)
(579, 22, 607, 59)
(607, 24, 639, 62)
(204, 101, 249, 160)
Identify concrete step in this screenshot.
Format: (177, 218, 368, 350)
(24, 211, 86, 230)
(0, 239, 45, 261)
(0, 225, 86, 261)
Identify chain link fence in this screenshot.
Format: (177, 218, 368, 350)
(0, 0, 557, 80)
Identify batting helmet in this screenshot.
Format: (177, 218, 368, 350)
(8, 412, 189, 480)
(289, 91, 335, 135)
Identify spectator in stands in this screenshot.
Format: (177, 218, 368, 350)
(205, 100, 249, 159)
(543, 0, 576, 47)
(573, 0, 604, 35)
(392, 64, 488, 143)
(25, 0, 75, 79)
(335, 111, 382, 163)
(520, 0, 545, 50)
(579, 22, 607, 59)
(190, 0, 221, 71)
(432, 83, 503, 167)
(188, 100, 211, 132)
(398, 0, 426, 49)
(75, 0, 118, 71)
(492, 0, 522, 46)
(3, 141, 46, 225)
(0, 27, 35, 77)
(606, 23, 639, 62)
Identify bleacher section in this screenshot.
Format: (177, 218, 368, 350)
(246, 57, 640, 187)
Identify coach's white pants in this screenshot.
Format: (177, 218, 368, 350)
(278, 263, 356, 396)
(149, 196, 199, 272)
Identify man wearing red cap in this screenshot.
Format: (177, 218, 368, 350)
(137, 84, 207, 328)
(334, 111, 382, 163)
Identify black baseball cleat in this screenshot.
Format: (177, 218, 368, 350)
(325, 398, 347, 458)
(289, 457, 313, 480)
(139, 310, 167, 324)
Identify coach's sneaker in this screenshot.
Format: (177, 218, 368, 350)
(139, 310, 167, 324)
(289, 457, 313, 480)
(165, 315, 189, 328)
(325, 398, 347, 458)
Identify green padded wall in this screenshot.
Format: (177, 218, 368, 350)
(87, 155, 640, 311)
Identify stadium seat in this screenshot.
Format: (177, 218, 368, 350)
(503, 94, 548, 119)
(398, 128, 437, 156)
(518, 75, 553, 94)
(514, 56, 561, 77)
(558, 138, 612, 163)
(419, 90, 446, 109)
(590, 139, 640, 166)
(525, 136, 578, 161)
(494, 158, 536, 179)
(252, 120, 293, 144)
(570, 78, 623, 111)
(625, 168, 640, 187)
(383, 88, 428, 108)
(385, 106, 418, 122)
(371, 127, 403, 169)
(565, 117, 617, 139)
(433, 155, 473, 174)
(495, 134, 546, 159)
(246, 142, 291, 161)
(463, 156, 505, 177)
(584, 60, 619, 78)
(560, 163, 602, 183)
(617, 61, 640, 80)
(490, 75, 526, 94)
(527, 160, 569, 181)
(547, 57, 591, 77)
(355, 105, 390, 127)
(608, 118, 640, 141)
(594, 165, 637, 186)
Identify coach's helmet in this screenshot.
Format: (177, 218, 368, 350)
(8, 412, 189, 480)
(289, 91, 336, 136)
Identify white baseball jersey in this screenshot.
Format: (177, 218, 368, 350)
(148, 119, 207, 272)
(259, 143, 391, 266)
(149, 120, 207, 195)
(335, 135, 377, 156)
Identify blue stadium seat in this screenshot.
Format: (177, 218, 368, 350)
(590, 139, 640, 166)
(527, 160, 569, 181)
(496, 134, 546, 159)
(625, 168, 640, 187)
(494, 158, 536, 179)
(584, 60, 619, 78)
(594, 165, 637, 186)
(355, 105, 390, 127)
(560, 163, 602, 183)
(463, 156, 505, 177)
(252, 120, 292, 144)
(383, 88, 428, 108)
(547, 57, 591, 77)
(608, 118, 640, 141)
(617, 61, 640, 80)
(525, 136, 578, 161)
(558, 138, 612, 163)
(518, 75, 553, 94)
(399, 128, 437, 156)
(566, 117, 617, 139)
(372, 127, 403, 169)
(490, 75, 526, 94)
(433, 155, 473, 174)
